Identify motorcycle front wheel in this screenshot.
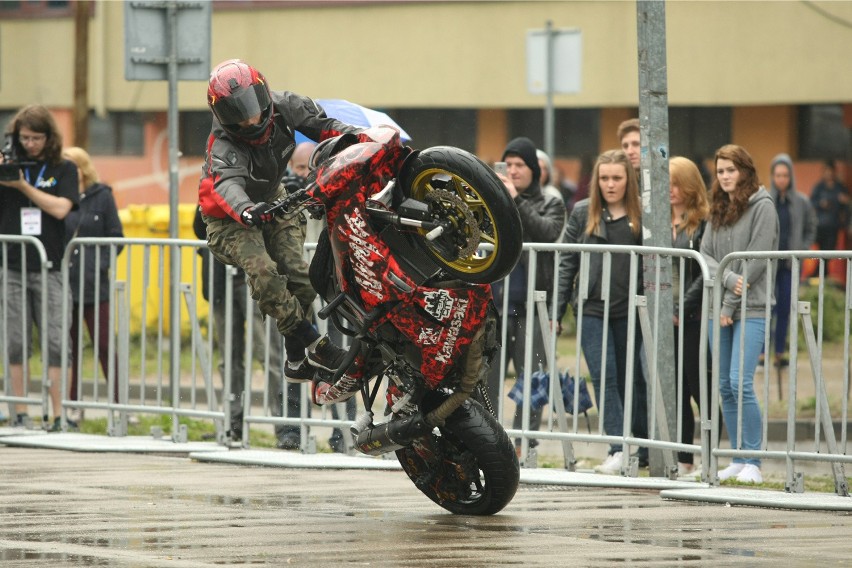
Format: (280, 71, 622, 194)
(395, 398, 519, 515)
(398, 147, 522, 284)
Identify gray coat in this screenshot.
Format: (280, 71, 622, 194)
(700, 187, 780, 320)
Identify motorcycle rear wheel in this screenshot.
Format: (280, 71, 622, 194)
(395, 399, 519, 515)
(398, 147, 522, 284)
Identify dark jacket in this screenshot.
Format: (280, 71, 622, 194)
(198, 91, 359, 224)
(492, 180, 565, 314)
(672, 220, 707, 322)
(768, 154, 816, 254)
(556, 198, 643, 321)
(64, 183, 124, 304)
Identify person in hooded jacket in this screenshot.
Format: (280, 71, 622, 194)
(63, 147, 124, 413)
(701, 144, 779, 484)
(489, 136, 565, 451)
(767, 154, 816, 369)
(198, 59, 362, 384)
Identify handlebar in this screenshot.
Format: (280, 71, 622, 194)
(267, 188, 311, 217)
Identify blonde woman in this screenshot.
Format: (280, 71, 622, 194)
(669, 156, 710, 475)
(63, 147, 124, 411)
(556, 149, 648, 474)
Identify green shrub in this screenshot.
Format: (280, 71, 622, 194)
(798, 283, 848, 344)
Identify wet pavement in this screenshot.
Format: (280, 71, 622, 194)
(1, 447, 850, 567)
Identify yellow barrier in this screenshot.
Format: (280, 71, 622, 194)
(116, 204, 209, 335)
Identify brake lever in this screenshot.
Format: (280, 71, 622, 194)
(268, 188, 310, 216)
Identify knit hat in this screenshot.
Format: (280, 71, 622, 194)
(502, 137, 541, 182)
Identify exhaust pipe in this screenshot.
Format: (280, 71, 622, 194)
(354, 412, 432, 456)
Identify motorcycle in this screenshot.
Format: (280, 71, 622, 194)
(269, 125, 522, 515)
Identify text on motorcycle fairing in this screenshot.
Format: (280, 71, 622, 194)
(436, 298, 468, 364)
(343, 207, 384, 300)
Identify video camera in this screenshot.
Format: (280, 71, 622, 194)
(0, 133, 33, 182)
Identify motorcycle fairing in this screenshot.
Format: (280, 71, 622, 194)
(308, 124, 492, 389)
(387, 284, 492, 389)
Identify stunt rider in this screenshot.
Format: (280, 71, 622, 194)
(198, 59, 360, 383)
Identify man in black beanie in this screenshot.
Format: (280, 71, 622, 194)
(490, 136, 566, 456)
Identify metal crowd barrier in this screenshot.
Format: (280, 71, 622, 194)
(49, 236, 356, 452)
(2, 233, 851, 499)
(709, 250, 851, 496)
(0, 236, 52, 426)
(498, 242, 712, 481)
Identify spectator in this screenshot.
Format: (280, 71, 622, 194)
(552, 162, 577, 213)
(287, 141, 321, 244)
(198, 59, 361, 386)
(194, 209, 303, 449)
(767, 154, 816, 369)
(0, 105, 78, 431)
(668, 156, 710, 476)
(62, 146, 124, 418)
(488, 136, 565, 452)
(618, 118, 642, 173)
(810, 159, 849, 251)
(616, 118, 654, 469)
(556, 149, 648, 474)
(537, 148, 569, 211)
(701, 144, 779, 484)
(567, 154, 595, 213)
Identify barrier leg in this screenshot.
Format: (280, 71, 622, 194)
(636, 296, 678, 477)
(799, 301, 849, 496)
(534, 290, 576, 471)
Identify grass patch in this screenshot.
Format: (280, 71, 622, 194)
(78, 414, 278, 448)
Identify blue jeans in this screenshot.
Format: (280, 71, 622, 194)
(710, 318, 764, 467)
(581, 315, 648, 456)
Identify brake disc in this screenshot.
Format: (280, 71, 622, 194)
(423, 188, 480, 258)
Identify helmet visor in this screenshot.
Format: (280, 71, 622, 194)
(211, 83, 271, 126)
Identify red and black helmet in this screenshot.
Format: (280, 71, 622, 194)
(207, 59, 273, 141)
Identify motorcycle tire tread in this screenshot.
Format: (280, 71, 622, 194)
(396, 399, 519, 515)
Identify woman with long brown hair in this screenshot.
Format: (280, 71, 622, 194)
(556, 149, 648, 475)
(700, 144, 778, 484)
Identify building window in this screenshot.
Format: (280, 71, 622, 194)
(180, 112, 212, 157)
(506, 108, 600, 159)
(798, 105, 850, 160)
(668, 107, 731, 164)
(88, 112, 144, 156)
(387, 109, 477, 153)
(0, 1, 72, 18)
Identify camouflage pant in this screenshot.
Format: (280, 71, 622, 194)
(202, 208, 315, 337)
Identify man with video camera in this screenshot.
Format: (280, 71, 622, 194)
(0, 105, 79, 431)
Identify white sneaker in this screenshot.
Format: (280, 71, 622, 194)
(594, 451, 623, 475)
(717, 463, 745, 481)
(735, 464, 763, 484)
(677, 462, 696, 477)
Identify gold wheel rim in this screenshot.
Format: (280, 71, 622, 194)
(410, 168, 499, 275)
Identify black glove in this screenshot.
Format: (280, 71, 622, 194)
(240, 202, 275, 227)
(281, 174, 306, 193)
